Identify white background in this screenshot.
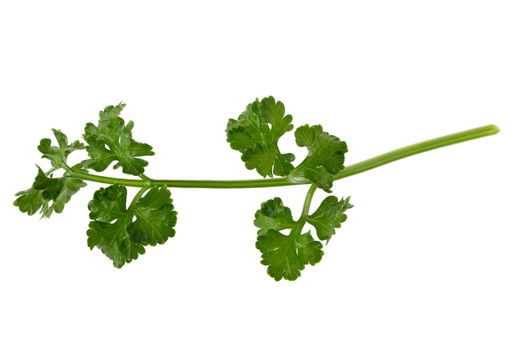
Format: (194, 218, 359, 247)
(0, 1, 523, 349)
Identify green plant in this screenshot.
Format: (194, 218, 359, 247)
(14, 97, 499, 281)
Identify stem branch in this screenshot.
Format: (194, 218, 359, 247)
(300, 185, 317, 220)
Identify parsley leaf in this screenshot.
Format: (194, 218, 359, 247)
(14, 167, 86, 218)
(307, 196, 353, 241)
(83, 103, 154, 176)
(87, 184, 177, 268)
(127, 186, 178, 245)
(87, 185, 144, 267)
(38, 129, 85, 169)
(15, 128, 86, 217)
(254, 197, 324, 281)
(290, 124, 348, 191)
(254, 197, 295, 235)
(13, 188, 45, 216)
(256, 230, 323, 281)
(226, 96, 295, 177)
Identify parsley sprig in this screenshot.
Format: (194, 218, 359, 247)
(14, 97, 499, 281)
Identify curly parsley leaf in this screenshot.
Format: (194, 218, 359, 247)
(307, 196, 353, 241)
(87, 184, 177, 268)
(83, 103, 154, 176)
(226, 96, 295, 177)
(290, 124, 348, 192)
(254, 197, 324, 281)
(14, 167, 86, 218)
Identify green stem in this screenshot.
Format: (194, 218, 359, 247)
(129, 187, 148, 208)
(290, 184, 317, 237)
(300, 185, 317, 220)
(68, 124, 499, 189)
(335, 124, 500, 179)
(138, 173, 153, 186)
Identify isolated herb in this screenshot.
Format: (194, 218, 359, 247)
(14, 97, 499, 281)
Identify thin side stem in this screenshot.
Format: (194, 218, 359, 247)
(300, 185, 317, 220)
(129, 187, 148, 208)
(68, 124, 500, 189)
(290, 184, 317, 236)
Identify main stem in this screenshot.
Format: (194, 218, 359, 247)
(68, 124, 499, 189)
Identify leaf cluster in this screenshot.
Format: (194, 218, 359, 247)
(15, 104, 176, 268)
(254, 195, 352, 281)
(227, 97, 353, 280)
(227, 97, 348, 191)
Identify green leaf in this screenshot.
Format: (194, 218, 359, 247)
(38, 129, 85, 169)
(127, 186, 177, 245)
(254, 197, 295, 235)
(227, 96, 295, 177)
(307, 196, 353, 241)
(13, 188, 45, 216)
(34, 168, 87, 217)
(296, 232, 325, 267)
(87, 184, 177, 268)
(254, 197, 324, 281)
(290, 124, 348, 191)
(50, 178, 86, 215)
(14, 167, 86, 218)
(256, 230, 323, 281)
(87, 185, 144, 267)
(83, 103, 154, 176)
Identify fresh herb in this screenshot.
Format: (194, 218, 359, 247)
(14, 97, 499, 281)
